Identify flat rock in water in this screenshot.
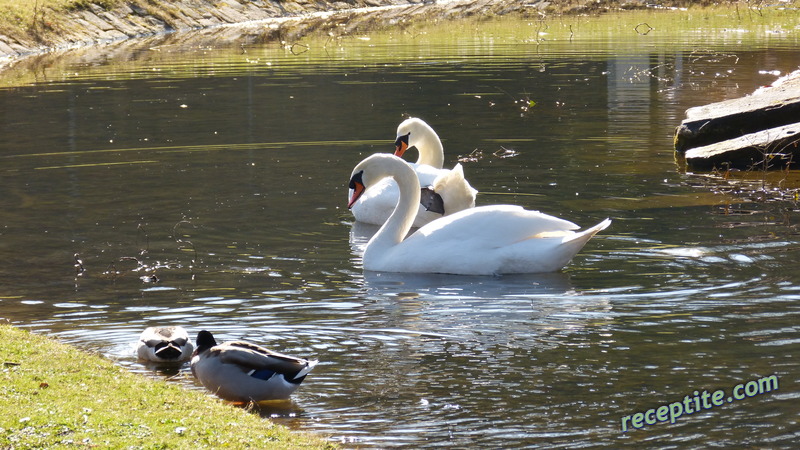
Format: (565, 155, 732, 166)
(684, 122, 800, 171)
(675, 70, 800, 154)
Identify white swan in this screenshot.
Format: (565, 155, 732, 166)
(347, 154, 611, 275)
(393, 117, 446, 168)
(349, 117, 477, 228)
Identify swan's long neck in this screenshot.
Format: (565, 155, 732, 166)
(364, 161, 420, 259)
(415, 128, 444, 169)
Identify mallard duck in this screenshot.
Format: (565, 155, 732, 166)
(349, 117, 477, 227)
(190, 330, 317, 402)
(348, 154, 611, 275)
(136, 326, 194, 363)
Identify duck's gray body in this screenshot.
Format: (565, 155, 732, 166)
(137, 326, 193, 363)
(191, 330, 317, 402)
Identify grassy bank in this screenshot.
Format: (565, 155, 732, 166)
(0, 323, 334, 449)
(0, 0, 756, 57)
(0, 0, 117, 40)
(0, 0, 375, 58)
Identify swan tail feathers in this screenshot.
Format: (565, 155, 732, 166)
(564, 218, 611, 243)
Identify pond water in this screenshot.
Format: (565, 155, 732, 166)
(1, 6, 800, 448)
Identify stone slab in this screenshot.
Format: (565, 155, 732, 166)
(685, 122, 800, 171)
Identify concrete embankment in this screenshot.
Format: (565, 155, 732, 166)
(0, 0, 414, 59)
(0, 0, 718, 63)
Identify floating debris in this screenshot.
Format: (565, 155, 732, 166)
(458, 146, 520, 163)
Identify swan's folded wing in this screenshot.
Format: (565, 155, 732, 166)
(431, 163, 478, 213)
(356, 178, 399, 208)
(413, 205, 580, 243)
(412, 163, 444, 186)
(350, 177, 402, 225)
(388, 207, 583, 272)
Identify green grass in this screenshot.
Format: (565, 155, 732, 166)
(0, 323, 335, 449)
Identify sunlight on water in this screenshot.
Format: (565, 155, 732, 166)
(1, 6, 800, 448)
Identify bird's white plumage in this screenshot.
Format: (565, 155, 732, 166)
(350, 154, 610, 275)
(350, 118, 477, 227)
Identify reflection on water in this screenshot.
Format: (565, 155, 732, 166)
(1, 9, 800, 448)
(362, 270, 575, 298)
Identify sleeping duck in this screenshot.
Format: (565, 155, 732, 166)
(190, 330, 317, 403)
(136, 326, 194, 363)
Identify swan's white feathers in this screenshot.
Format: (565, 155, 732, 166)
(397, 117, 445, 168)
(385, 206, 596, 274)
(429, 163, 477, 213)
(353, 153, 610, 275)
(349, 177, 401, 225)
(412, 204, 579, 239)
(410, 162, 443, 186)
(351, 162, 476, 228)
(350, 118, 477, 227)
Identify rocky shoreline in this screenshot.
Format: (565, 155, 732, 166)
(0, 0, 714, 65)
(0, 0, 409, 59)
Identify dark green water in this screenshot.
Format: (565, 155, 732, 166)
(1, 9, 799, 448)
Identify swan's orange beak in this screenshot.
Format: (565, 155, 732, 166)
(394, 133, 410, 157)
(348, 184, 365, 209)
(348, 170, 365, 209)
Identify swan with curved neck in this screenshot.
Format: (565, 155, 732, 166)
(394, 117, 445, 168)
(349, 117, 476, 228)
(348, 154, 610, 275)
